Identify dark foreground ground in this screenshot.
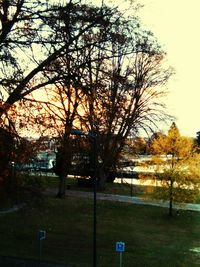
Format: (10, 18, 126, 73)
(0, 256, 67, 267)
(1, 189, 200, 267)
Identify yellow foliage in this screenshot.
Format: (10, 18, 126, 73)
(146, 123, 200, 205)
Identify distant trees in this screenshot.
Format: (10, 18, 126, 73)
(195, 131, 200, 147)
(127, 137, 148, 155)
(145, 122, 200, 216)
(0, 128, 14, 178)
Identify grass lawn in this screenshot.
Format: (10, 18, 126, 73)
(40, 174, 200, 203)
(38, 173, 152, 197)
(0, 194, 200, 266)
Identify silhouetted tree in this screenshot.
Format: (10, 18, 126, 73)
(12, 1, 174, 193)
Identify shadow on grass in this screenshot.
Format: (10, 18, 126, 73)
(0, 196, 200, 266)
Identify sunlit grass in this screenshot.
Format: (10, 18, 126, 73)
(39, 174, 153, 196)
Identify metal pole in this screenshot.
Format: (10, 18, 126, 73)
(93, 134, 97, 267)
(39, 238, 42, 266)
(119, 252, 122, 267)
(71, 129, 97, 266)
(131, 178, 133, 197)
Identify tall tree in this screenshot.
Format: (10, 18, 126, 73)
(146, 122, 200, 216)
(18, 1, 121, 197)
(81, 32, 173, 189)
(13, 1, 174, 194)
(0, 0, 120, 197)
(21, 4, 173, 192)
(0, 0, 115, 122)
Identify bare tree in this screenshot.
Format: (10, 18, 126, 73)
(78, 21, 174, 189)
(0, 0, 120, 197)
(0, 0, 115, 122)
(17, 1, 120, 197)
(16, 2, 173, 193)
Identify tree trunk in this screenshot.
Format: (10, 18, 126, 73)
(97, 169, 107, 191)
(56, 174, 66, 198)
(169, 179, 173, 217)
(55, 141, 71, 199)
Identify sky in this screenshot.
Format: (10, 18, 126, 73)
(30, 0, 200, 138)
(137, 0, 200, 137)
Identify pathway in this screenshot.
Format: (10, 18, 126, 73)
(45, 188, 200, 212)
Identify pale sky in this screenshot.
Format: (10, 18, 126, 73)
(138, 0, 200, 137)
(32, 0, 199, 138)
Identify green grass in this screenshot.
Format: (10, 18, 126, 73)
(20, 173, 200, 205)
(37, 173, 152, 197)
(0, 195, 200, 266)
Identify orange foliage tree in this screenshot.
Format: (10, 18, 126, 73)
(146, 122, 200, 216)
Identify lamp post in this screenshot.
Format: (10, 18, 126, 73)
(71, 129, 97, 267)
(92, 131, 97, 267)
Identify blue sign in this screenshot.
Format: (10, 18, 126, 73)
(116, 242, 125, 252)
(39, 230, 46, 241)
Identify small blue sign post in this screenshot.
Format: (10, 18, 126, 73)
(39, 230, 46, 241)
(116, 242, 125, 267)
(38, 230, 46, 265)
